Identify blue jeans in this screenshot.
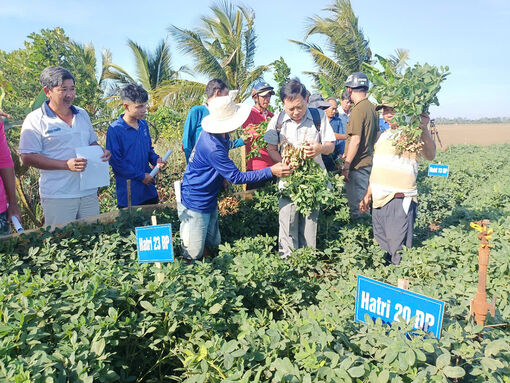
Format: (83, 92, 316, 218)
(177, 203, 221, 260)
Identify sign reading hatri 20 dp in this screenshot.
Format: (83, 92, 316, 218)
(355, 275, 445, 339)
(135, 224, 173, 263)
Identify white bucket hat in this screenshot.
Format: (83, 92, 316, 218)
(202, 92, 252, 134)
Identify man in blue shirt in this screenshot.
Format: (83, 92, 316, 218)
(106, 84, 166, 208)
(182, 79, 244, 162)
(379, 117, 390, 132)
(324, 97, 348, 171)
(179, 93, 291, 261)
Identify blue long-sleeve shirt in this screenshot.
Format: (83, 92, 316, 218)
(106, 115, 159, 207)
(330, 115, 346, 156)
(182, 104, 244, 162)
(181, 131, 272, 213)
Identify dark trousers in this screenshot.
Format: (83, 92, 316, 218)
(372, 197, 417, 265)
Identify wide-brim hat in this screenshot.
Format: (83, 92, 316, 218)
(308, 93, 331, 110)
(202, 93, 252, 134)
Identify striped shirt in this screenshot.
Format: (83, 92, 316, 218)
(370, 129, 418, 208)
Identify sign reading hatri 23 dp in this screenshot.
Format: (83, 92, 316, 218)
(135, 224, 173, 263)
(355, 275, 445, 339)
(428, 164, 450, 178)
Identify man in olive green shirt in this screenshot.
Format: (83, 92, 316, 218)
(342, 72, 378, 219)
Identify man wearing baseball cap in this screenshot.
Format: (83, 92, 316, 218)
(242, 82, 276, 189)
(178, 93, 291, 261)
(342, 72, 378, 219)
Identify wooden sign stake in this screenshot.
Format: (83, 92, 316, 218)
(398, 278, 410, 290)
(151, 215, 164, 282)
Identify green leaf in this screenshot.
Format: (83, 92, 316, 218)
(481, 357, 504, 371)
(376, 369, 390, 383)
(347, 366, 365, 378)
(484, 339, 508, 357)
(384, 349, 398, 364)
(140, 300, 155, 312)
(398, 352, 408, 371)
(209, 303, 223, 314)
(91, 337, 105, 356)
(405, 349, 416, 367)
(436, 352, 451, 369)
(423, 343, 435, 353)
(443, 366, 465, 378)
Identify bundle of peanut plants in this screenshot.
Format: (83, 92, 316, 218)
(363, 55, 449, 154)
(280, 142, 344, 216)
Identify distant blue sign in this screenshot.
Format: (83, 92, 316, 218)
(355, 275, 445, 339)
(428, 164, 450, 178)
(136, 224, 173, 263)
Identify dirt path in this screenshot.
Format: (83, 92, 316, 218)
(433, 123, 510, 147)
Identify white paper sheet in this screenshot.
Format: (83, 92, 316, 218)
(75, 146, 110, 190)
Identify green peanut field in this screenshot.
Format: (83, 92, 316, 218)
(1, 145, 509, 382)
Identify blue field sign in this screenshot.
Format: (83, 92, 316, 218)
(428, 164, 449, 178)
(355, 275, 445, 339)
(136, 224, 173, 263)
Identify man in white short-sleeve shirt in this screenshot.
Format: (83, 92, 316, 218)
(264, 79, 336, 258)
(18, 66, 111, 226)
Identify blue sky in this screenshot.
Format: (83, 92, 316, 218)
(1, 0, 509, 118)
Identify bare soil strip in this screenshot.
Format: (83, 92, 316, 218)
(434, 123, 510, 147)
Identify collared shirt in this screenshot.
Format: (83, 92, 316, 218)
(329, 115, 346, 156)
(264, 108, 336, 166)
(18, 101, 98, 199)
(181, 132, 272, 213)
(182, 104, 244, 163)
(242, 106, 275, 170)
(338, 108, 349, 128)
(264, 108, 336, 187)
(106, 115, 159, 207)
(0, 120, 14, 213)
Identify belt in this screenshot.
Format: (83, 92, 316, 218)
(393, 192, 405, 199)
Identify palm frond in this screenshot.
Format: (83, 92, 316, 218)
(389, 48, 410, 73)
(169, 2, 267, 96)
(127, 39, 151, 90)
(152, 79, 206, 111)
(169, 26, 227, 81)
(293, 0, 371, 94)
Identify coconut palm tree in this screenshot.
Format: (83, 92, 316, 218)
(101, 39, 197, 109)
(290, 0, 371, 97)
(169, 1, 270, 101)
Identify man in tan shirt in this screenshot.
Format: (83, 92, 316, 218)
(342, 72, 378, 219)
